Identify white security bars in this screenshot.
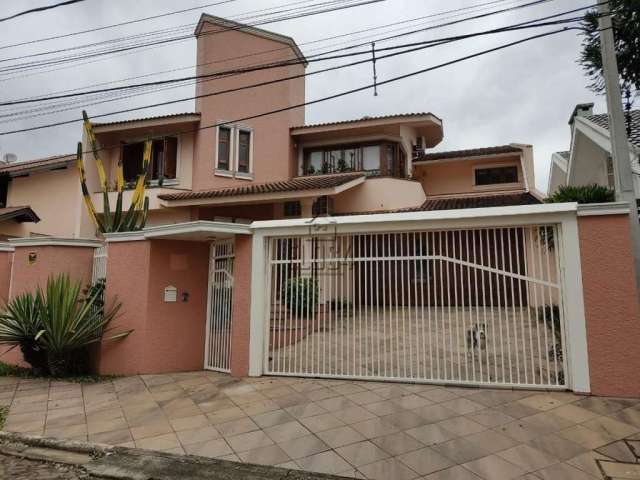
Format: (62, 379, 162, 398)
(205, 239, 235, 372)
(92, 245, 108, 284)
(264, 226, 566, 388)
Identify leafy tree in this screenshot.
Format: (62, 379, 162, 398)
(579, 1, 640, 117)
(546, 184, 615, 204)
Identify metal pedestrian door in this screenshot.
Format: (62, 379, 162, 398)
(205, 239, 235, 372)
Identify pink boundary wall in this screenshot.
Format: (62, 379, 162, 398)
(578, 213, 640, 398)
(1, 243, 96, 367)
(98, 239, 210, 375)
(230, 235, 252, 377)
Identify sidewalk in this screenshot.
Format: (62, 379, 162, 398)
(3, 371, 640, 478)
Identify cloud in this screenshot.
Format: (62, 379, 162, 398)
(0, 0, 606, 192)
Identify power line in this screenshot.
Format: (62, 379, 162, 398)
(0, 0, 89, 23)
(0, 0, 519, 96)
(0, 0, 378, 74)
(0, 1, 592, 108)
(0, 21, 581, 137)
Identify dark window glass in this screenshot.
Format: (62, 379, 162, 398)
(283, 201, 301, 217)
(122, 142, 144, 183)
(475, 166, 518, 186)
(238, 130, 251, 173)
(217, 127, 231, 170)
(0, 176, 8, 208)
(163, 137, 178, 179)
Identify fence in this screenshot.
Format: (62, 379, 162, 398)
(92, 245, 107, 284)
(249, 205, 590, 392)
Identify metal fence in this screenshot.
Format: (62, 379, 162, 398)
(92, 245, 108, 284)
(264, 225, 566, 388)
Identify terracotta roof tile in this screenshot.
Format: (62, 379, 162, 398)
(586, 110, 640, 148)
(0, 154, 75, 175)
(158, 172, 364, 201)
(415, 145, 522, 162)
(417, 192, 541, 211)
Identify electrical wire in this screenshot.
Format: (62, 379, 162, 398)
(0, 0, 89, 23)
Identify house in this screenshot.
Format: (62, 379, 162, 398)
(0, 14, 543, 240)
(548, 102, 640, 196)
(19, 14, 640, 398)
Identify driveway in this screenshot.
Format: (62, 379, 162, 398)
(1, 371, 638, 479)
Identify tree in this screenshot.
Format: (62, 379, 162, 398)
(579, 0, 640, 124)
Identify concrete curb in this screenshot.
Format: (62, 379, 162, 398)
(0, 432, 351, 479)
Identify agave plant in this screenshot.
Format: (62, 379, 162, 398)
(0, 275, 130, 376)
(78, 110, 151, 233)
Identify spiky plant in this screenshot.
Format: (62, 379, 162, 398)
(78, 110, 151, 233)
(0, 275, 129, 376)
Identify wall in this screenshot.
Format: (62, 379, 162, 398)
(414, 155, 525, 197)
(230, 235, 252, 376)
(333, 177, 426, 214)
(99, 239, 210, 375)
(193, 20, 305, 190)
(2, 167, 83, 238)
(578, 213, 640, 397)
(10, 244, 95, 297)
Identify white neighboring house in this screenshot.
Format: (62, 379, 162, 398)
(548, 103, 640, 197)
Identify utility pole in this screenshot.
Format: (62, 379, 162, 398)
(598, 1, 640, 294)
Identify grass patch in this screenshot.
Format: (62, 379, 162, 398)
(0, 361, 119, 384)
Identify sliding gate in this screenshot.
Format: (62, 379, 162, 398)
(265, 225, 567, 388)
(205, 240, 235, 372)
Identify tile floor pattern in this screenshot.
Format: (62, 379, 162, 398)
(1, 372, 640, 479)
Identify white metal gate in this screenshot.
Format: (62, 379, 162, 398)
(205, 239, 235, 372)
(264, 225, 567, 388)
(92, 245, 107, 284)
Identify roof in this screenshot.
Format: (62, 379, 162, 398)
(93, 112, 200, 129)
(414, 145, 522, 163)
(586, 110, 640, 148)
(555, 151, 570, 160)
(292, 113, 441, 130)
(417, 192, 541, 211)
(195, 14, 306, 65)
(158, 173, 365, 202)
(0, 206, 40, 223)
(0, 154, 75, 176)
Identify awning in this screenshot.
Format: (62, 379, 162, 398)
(0, 206, 40, 223)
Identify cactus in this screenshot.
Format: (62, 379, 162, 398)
(77, 110, 150, 234)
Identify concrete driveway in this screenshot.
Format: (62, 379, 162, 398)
(1, 371, 638, 479)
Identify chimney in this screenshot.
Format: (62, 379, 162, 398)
(569, 103, 594, 127)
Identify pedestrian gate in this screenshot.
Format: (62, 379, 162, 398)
(205, 239, 235, 372)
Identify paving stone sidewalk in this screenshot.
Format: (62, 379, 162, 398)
(2, 371, 640, 479)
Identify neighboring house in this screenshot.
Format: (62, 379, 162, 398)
(0, 153, 81, 239)
(0, 14, 542, 239)
(548, 103, 640, 196)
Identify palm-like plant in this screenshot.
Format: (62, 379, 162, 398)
(0, 275, 129, 376)
(78, 110, 151, 233)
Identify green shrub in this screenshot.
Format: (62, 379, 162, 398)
(283, 277, 318, 318)
(328, 298, 353, 316)
(546, 184, 615, 204)
(0, 274, 129, 377)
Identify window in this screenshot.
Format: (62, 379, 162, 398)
(283, 201, 301, 217)
(0, 176, 8, 208)
(303, 142, 404, 178)
(217, 127, 231, 171)
(122, 137, 178, 184)
(238, 130, 251, 173)
(606, 156, 615, 189)
(474, 165, 518, 186)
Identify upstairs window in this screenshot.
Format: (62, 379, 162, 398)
(216, 125, 253, 176)
(217, 127, 231, 171)
(303, 142, 404, 178)
(283, 201, 301, 217)
(238, 130, 251, 173)
(122, 137, 178, 184)
(474, 165, 518, 186)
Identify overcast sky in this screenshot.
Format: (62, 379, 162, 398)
(0, 0, 608, 193)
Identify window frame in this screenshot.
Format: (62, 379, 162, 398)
(214, 124, 254, 179)
(120, 135, 181, 188)
(472, 163, 520, 189)
(215, 126, 233, 174)
(302, 141, 403, 178)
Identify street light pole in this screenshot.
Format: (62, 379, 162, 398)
(597, 1, 640, 294)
